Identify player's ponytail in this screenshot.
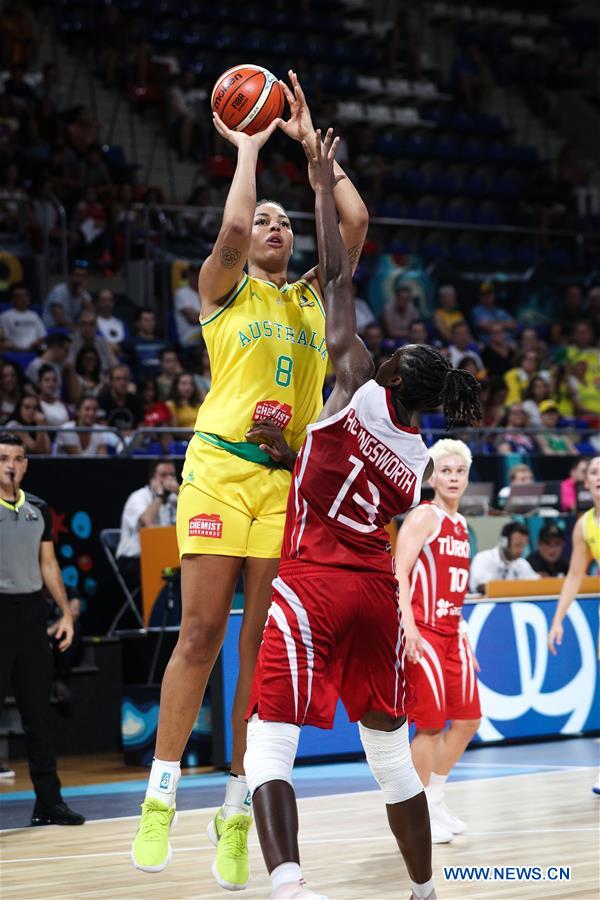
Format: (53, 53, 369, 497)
(440, 367, 482, 429)
(391, 344, 482, 430)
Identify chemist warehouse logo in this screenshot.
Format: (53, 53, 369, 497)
(189, 513, 223, 539)
(466, 602, 596, 741)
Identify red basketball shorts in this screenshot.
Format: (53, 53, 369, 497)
(406, 626, 481, 730)
(247, 566, 414, 729)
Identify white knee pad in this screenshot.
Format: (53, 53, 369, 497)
(358, 720, 423, 804)
(244, 714, 300, 796)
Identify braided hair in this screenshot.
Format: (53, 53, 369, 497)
(392, 344, 482, 429)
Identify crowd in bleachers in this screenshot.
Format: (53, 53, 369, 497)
(0, 0, 599, 465)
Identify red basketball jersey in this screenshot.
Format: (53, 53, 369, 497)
(280, 380, 430, 575)
(410, 503, 471, 635)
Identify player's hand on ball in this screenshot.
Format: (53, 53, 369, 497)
(404, 624, 424, 663)
(302, 128, 344, 193)
(246, 418, 295, 470)
(548, 618, 563, 655)
(212, 112, 281, 150)
(278, 70, 315, 144)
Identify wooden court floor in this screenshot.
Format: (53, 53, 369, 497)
(1, 768, 598, 899)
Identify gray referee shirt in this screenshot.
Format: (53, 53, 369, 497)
(0, 491, 53, 594)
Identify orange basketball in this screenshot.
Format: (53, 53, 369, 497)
(211, 64, 284, 136)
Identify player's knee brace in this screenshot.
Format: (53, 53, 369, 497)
(244, 714, 300, 796)
(358, 720, 423, 804)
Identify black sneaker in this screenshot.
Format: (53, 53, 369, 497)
(31, 801, 85, 826)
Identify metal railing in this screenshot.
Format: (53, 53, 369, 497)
(3, 425, 596, 459)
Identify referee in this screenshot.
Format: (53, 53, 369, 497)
(0, 432, 84, 826)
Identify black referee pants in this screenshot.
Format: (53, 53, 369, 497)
(0, 594, 62, 808)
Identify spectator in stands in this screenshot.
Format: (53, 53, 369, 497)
(447, 321, 484, 370)
(521, 375, 551, 427)
(456, 355, 485, 382)
(42, 262, 92, 328)
(97, 364, 143, 433)
(115, 460, 179, 590)
(169, 71, 203, 161)
(141, 377, 172, 428)
(432, 284, 464, 344)
(567, 320, 600, 377)
(0, 283, 46, 351)
(95, 289, 126, 355)
(5, 394, 51, 454)
(471, 282, 516, 344)
(66, 105, 100, 156)
(470, 522, 539, 594)
(37, 365, 70, 428)
(527, 522, 569, 578)
(130, 307, 167, 379)
(25, 333, 72, 393)
(174, 265, 202, 349)
(563, 360, 600, 420)
(556, 284, 584, 340)
(258, 152, 295, 209)
(481, 322, 515, 377)
(481, 377, 509, 427)
(194, 346, 212, 396)
(497, 463, 535, 507)
(36, 62, 64, 114)
(382, 279, 419, 341)
(66, 346, 106, 404)
(4, 62, 35, 111)
(450, 41, 491, 111)
(0, 0, 35, 68)
(494, 404, 538, 455)
(407, 319, 429, 346)
(67, 311, 116, 375)
(81, 144, 111, 189)
(156, 348, 182, 401)
(353, 282, 376, 336)
(55, 396, 108, 456)
(167, 372, 203, 432)
(587, 286, 600, 336)
(363, 321, 385, 360)
(536, 400, 578, 456)
(561, 458, 589, 512)
(504, 350, 549, 405)
(0, 360, 26, 423)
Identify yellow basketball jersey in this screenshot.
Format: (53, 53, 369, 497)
(582, 507, 600, 564)
(194, 274, 327, 452)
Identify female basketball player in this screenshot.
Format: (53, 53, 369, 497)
(395, 439, 481, 845)
(131, 73, 369, 890)
(243, 132, 481, 900)
(548, 454, 599, 794)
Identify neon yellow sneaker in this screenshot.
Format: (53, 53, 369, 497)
(208, 807, 252, 890)
(131, 798, 177, 872)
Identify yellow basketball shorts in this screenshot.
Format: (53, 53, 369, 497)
(176, 435, 292, 559)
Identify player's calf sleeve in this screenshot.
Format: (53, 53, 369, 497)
(358, 720, 423, 804)
(244, 714, 300, 796)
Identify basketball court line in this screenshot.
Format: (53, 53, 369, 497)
(2, 768, 597, 842)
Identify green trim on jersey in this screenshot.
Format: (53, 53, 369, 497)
(298, 279, 325, 319)
(200, 274, 249, 327)
(195, 431, 287, 470)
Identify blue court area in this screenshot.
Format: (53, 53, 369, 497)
(1, 737, 597, 830)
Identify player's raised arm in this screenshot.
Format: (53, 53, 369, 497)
(303, 130, 374, 418)
(279, 71, 369, 278)
(198, 114, 280, 313)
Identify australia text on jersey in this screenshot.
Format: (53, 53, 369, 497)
(237, 320, 328, 360)
(342, 408, 416, 493)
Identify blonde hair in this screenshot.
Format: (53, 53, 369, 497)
(429, 438, 472, 470)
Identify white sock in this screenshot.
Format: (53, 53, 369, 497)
(411, 877, 435, 898)
(425, 771, 447, 805)
(271, 862, 302, 891)
(146, 758, 181, 806)
(223, 773, 252, 818)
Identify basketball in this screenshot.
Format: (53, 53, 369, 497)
(211, 64, 284, 136)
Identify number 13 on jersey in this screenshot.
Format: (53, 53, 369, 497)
(328, 454, 381, 533)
